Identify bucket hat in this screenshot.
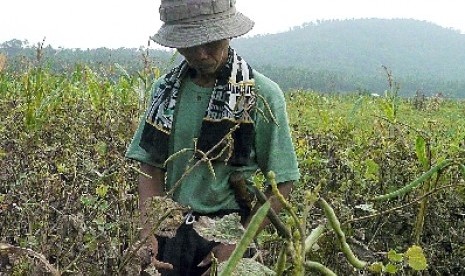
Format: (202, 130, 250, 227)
(151, 0, 254, 48)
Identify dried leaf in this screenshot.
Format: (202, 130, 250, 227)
(146, 196, 189, 238)
(121, 241, 161, 275)
(193, 213, 245, 244)
(354, 203, 376, 213)
(143, 265, 161, 276)
(217, 258, 275, 275)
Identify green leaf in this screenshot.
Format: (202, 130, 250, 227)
(348, 96, 364, 120)
(385, 263, 398, 274)
(381, 100, 395, 122)
(459, 164, 465, 178)
(368, 262, 384, 273)
(387, 249, 403, 263)
(405, 245, 428, 271)
(80, 194, 96, 206)
(96, 184, 109, 197)
(56, 162, 67, 173)
(415, 136, 428, 169)
(95, 141, 107, 155)
(364, 159, 379, 180)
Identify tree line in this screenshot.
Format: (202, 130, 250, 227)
(2, 18, 465, 98)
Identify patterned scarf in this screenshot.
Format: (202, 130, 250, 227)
(139, 47, 256, 166)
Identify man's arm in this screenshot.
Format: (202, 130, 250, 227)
(244, 181, 293, 230)
(138, 163, 173, 270)
(138, 163, 166, 228)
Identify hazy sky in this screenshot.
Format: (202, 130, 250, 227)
(2, 0, 464, 49)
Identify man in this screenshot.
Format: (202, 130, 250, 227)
(125, 0, 300, 274)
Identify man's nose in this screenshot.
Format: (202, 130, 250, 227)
(193, 46, 209, 59)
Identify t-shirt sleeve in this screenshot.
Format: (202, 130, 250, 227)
(254, 75, 300, 184)
(125, 78, 165, 168)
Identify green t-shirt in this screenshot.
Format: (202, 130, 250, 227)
(125, 70, 300, 213)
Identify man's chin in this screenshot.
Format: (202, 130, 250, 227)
(196, 68, 217, 75)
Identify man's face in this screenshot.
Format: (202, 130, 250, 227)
(177, 39, 229, 76)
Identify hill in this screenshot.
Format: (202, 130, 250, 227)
(231, 18, 465, 97)
(2, 18, 465, 97)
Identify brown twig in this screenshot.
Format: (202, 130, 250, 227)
(165, 124, 240, 197)
(0, 243, 61, 276)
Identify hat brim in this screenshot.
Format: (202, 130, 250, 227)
(151, 12, 254, 48)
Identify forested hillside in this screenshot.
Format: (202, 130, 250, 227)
(232, 18, 465, 96)
(0, 39, 174, 76)
(2, 18, 465, 97)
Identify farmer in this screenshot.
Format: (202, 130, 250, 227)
(125, 0, 300, 274)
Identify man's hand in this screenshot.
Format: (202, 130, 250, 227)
(198, 243, 236, 276)
(148, 235, 173, 270)
(140, 234, 173, 271)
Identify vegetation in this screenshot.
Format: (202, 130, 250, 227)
(1, 31, 465, 274)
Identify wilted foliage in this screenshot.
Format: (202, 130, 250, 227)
(1, 60, 465, 275)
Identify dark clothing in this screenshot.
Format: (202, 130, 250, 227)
(156, 223, 217, 276)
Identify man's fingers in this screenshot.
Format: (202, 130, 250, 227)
(197, 257, 211, 267)
(144, 236, 173, 270)
(152, 258, 173, 270)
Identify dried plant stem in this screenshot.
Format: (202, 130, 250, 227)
(414, 169, 441, 244)
(117, 208, 175, 273)
(0, 243, 61, 276)
(129, 165, 153, 179)
(165, 124, 240, 197)
(163, 147, 193, 165)
(257, 94, 279, 126)
(275, 244, 287, 275)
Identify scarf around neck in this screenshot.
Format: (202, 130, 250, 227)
(139, 47, 256, 166)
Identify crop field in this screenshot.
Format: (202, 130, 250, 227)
(1, 57, 465, 275)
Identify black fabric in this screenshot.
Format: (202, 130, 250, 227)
(156, 223, 217, 276)
(196, 120, 255, 166)
(154, 208, 251, 275)
(139, 122, 170, 165)
(230, 122, 255, 166)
